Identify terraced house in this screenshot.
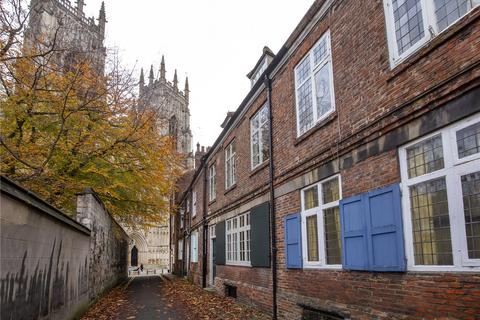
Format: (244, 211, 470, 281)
(171, 0, 480, 318)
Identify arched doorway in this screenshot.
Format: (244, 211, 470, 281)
(131, 246, 138, 266)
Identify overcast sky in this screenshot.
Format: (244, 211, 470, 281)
(84, 0, 313, 148)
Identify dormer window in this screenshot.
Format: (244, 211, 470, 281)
(247, 46, 275, 88)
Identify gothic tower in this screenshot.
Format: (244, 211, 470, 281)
(139, 56, 194, 170)
(25, 0, 106, 73)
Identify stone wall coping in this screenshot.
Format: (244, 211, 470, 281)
(0, 175, 91, 236)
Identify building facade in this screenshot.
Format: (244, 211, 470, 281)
(172, 0, 480, 319)
(25, 0, 106, 73)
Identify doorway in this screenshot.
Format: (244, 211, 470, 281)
(209, 225, 216, 286)
(131, 245, 138, 266)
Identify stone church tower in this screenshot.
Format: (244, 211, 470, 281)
(139, 56, 194, 170)
(25, 0, 106, 73)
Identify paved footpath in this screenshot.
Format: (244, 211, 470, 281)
(118, 276, 187, 320)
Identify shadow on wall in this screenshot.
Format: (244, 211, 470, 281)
(0, 239, 88, 320)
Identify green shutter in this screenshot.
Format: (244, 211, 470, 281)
(215, 221, 226, 265)
(250, 201, 270, 267)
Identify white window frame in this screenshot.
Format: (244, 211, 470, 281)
(180, 209, 185, 229)
(294, 30, 336, 137)
(300, 174, 342, 269)
(383, 0, 479, 67)
(209, 164, 216, 202)
(178, 239, 183, 260)
(225, 141, 236, 189)
(399, 113, 480, 272)
(192, 191, 197, 218)
(250, 103, 270, 170)
(226, 212, 251, 266)
(191, 231, 199, 263)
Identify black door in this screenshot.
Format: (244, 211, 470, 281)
(212, 238, 216, 280)
(131, 246, 138, 266)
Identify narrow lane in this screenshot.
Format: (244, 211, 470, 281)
(118, 276, 187, 320)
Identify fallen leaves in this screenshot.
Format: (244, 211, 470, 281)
(162, 277, 271, 320)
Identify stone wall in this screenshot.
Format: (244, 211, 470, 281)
(0, 177, 129, 320)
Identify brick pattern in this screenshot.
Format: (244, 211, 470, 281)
(172, 0, 480, 318)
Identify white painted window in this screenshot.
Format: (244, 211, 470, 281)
(301, 175, 342, 268)
(178, 239, 183, 260)
(226, 212, 251, 266)
(191, 231, 198, 263)
(294, 30, 335, 137)
(192, 191, 197, 218)
(383, 0, 479, 66)
(251, 104, 270, 169)
(250, 58, 268, 87)
(399, 114, 480, 271)
(180, 209, 184, 229)
(225, 141, 236, 189)
(209, 165, 216, 202)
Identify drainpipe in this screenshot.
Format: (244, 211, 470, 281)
(265, 74, 277, 320)
(202, 156, 208, 288)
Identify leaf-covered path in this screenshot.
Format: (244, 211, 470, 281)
(81, 275, 270, 320)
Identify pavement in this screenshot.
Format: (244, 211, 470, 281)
(117, 276, 187, 320)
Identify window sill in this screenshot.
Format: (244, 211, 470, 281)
(250, 161, 269, 177)
(302, 264, 342, 270)
(387, 7, 480, 81)
(294, 111, 337, 146)
(226, 262, 252, 268)
(224, 183, 237, 195)
(208, 199, 216, 206)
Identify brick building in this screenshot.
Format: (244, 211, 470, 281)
(171, 0, 480, 319)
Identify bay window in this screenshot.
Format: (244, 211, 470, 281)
(399, 114, 480, 270)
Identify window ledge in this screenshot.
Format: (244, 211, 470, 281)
(225, 262, 252, 268)
(294, 111, 337, 146)
(250, 161, 269, 177)
(208, 199, 216, 206)
(224, 183, 237, 195)
(387, 7, 480, 81)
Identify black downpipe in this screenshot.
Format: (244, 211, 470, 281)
(265, 75, 277, 320)
(202, 156, 208, 288)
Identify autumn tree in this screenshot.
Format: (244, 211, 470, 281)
(0, 0, 182, 227)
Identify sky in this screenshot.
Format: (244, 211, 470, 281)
(83, 0, 314, 148)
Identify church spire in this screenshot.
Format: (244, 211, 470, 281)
(184, 76, 189, 102)
(76, 0, 85, 15)
(98, 2, 106, 38)
(173, 69, 178, 91)
(160, 55, 166, 81)
(149, 65, 154, 85)
(139, 68, 145, 86)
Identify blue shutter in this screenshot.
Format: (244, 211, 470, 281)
(340, 195, 369, 270)
(284, 213, 302, 269)
(365, 184, 406, 271)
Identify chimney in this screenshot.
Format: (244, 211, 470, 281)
(194, 143, 207, 169)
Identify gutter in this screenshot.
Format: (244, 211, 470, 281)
(265, 75, 278, 320)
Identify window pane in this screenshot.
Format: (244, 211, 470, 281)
(261, 122, 270, 163)
(297, 79, 314, 134)
(456, 122, 480, 159)
(406, 135, 444, 178)
(313, 37, 328, 66)
(322, 177, 340, 204)
(296, 55, 310, 84)
(410, 177, 453, 265)
(303, 186, 319, 210)
(434, 0, 469, 31)
(306, 215, 319, 261)
(252, 113, 259, 130)
(324, 207, 342, 264)
(252, 132, 260, 166)
(462, 171, 480, 259)
(314, 62, 333, 118)
(392, 0, 425, 55)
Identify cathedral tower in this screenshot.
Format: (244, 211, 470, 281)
(139, 56, 194, 170)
